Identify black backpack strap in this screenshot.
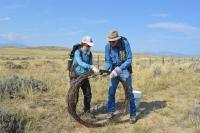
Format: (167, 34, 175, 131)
(120, 37, 132, 73)
(119, 37, 127, 51)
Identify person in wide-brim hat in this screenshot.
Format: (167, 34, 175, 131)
(104, 30, 137, 124)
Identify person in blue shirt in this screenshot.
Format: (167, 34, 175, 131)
(104, 31, 137, 124)
(71, 36, 99, 118)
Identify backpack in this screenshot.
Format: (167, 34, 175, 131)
(109, 36, 132, 73)
(67, 44, 81, 71)
(67, 44, 92, 78)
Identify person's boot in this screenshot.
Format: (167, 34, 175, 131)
(84, 111, 96, 119)
(129, 115, 137, 124)
(106, 112, 114, 120)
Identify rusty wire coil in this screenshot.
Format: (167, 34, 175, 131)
(66, 70, 129, 127)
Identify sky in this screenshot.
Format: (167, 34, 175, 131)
(0, 0, 200, 55)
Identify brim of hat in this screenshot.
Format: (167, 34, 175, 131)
(107, 36, 121, 41)
(87, 42, 94, 47)
(82, 41, 95, 47)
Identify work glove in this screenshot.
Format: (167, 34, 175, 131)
(109, 67, 122, 78)
(91, 65, 99, 74)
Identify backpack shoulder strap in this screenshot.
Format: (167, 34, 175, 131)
(118, 37, 127, 62)
(120, 37, 133, 73)
(120, 36, 127, 51)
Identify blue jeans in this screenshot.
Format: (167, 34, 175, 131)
(107, 69, 136, 116)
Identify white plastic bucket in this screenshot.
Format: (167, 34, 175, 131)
(132, 90, 142, 108)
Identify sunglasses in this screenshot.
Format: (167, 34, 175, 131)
(82, 43, 91, 48)
(85, 45, 91, 48)
(109, 41, 117, 44)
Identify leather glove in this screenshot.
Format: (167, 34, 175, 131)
(91, 65, 99, 74)
(109, 67, 122, 78)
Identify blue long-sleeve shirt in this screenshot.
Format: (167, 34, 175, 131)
(74, 48, 93, 75)
(104, 39, 132, 71)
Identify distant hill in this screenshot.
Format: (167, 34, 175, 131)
(0, 44, 69, 51)
(27, 46, 70, 51)
(0, 43, 27, 48)
(141, 51, 193, 57)
(1, 43, 198, 57)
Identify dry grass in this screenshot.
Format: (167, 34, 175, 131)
(0, 47, 200, 133)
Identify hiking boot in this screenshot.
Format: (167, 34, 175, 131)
(129, 115, 137, 124)
(84, 112, 96, 119)
(106, 113, 114, 120)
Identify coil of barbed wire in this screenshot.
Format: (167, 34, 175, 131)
(66, 70, 129, 127)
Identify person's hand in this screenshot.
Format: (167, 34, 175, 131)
(109, 70, 118, 78)
(91, 65, 99, 74)
(109, 67, 122, 78)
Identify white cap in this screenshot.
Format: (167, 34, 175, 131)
(81, 36, 95, 47)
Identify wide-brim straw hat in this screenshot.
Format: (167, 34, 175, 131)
(107, 30, 121, 41)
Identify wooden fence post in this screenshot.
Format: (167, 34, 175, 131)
(162, 57, 165, 65)
(97, 55, 100, 69)
(149, 57, 151, 65)
(171, 57, 174, 63)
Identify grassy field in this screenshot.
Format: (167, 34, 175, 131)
(0, 47, 200, 133)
